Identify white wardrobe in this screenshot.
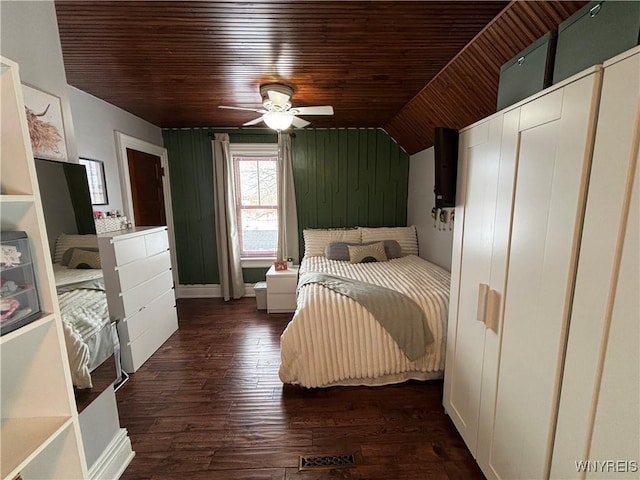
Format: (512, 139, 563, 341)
(444, 45, 639, 480)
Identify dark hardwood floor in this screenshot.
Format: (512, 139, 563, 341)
(117, 298, 483, 480)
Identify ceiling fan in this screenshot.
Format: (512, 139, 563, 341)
(219, 83, 334, 131)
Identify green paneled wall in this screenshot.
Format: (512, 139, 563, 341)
(293, 128, 409, 234)
(163, 128, 218, 285)
(162, 127, 409, 284)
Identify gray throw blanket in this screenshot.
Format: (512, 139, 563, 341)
(297, 272, 433, 361)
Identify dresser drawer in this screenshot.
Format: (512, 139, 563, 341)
(113, 235, 146, 265)
(121, 269, 173, 317)
(266, 275, 298, 294)
(144, 229, 169, 256)
(267, 277, 297, 294)
(118, 288, 176, 344)
(267, 293, 297, 313)
(117, 250, 171, 292)
(120, 304, 178, 373)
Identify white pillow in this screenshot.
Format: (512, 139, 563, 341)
(54, 233, 98, 264)
(359, 226, 418, 256)
(302, 228, 361, 257)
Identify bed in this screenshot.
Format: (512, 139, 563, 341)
(52, 234, 118, 389)
(279, 226, 450, 388)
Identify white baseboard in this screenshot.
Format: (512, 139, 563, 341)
(176, 284, 220, 298)
(88, 428, 135, 480)
(176, 283, 257, 298)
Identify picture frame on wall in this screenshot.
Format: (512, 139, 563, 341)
(79, 157, 109, 205)
(21, 84, 68, 162)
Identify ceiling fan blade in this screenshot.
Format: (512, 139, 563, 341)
(291, 106, 334, 115)
(219, 105, 266, 114)
(291, 116, 310, 128)
(243, 116, 265, 127)
(267, 89, 291, 107)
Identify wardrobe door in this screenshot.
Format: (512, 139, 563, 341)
(588, 142, 639, 479)
(487, 69, 602, 480)
(475, 107, 520, 476)
(444, 115, 502, 454)
(551, 47, 639, 479)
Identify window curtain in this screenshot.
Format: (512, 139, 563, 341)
(277, 133, 299, 263)
(212, 133, 245, 301)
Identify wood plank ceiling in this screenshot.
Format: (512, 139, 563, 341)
(386, 0, 588, 153)
(55, 1, 586, 154)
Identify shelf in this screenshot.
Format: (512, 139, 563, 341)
(0, 312, 54, 345)
(0, 416, 72, 480)
(0, 195, 34, 203)
(0, 261, 33, 273)
(0, 284, 36, 300)
(1, 56, 87, 479)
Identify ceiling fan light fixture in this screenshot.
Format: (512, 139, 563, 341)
(263, 111, 293, 131)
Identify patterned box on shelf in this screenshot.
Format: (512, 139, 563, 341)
(95, 216, 128, 234)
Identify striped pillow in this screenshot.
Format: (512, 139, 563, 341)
(302, 228, 361, 257)
(68, 248, 101, 269)
(359, 226, 418, 256)
(348, 242, 388, 263)
(54, 234, 99, 264)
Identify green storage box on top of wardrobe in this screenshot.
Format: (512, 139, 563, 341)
(553, 0, 640, 84)
(496, 31, 556, 111)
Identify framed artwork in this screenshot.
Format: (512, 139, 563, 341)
(22, 84, 68, 161)
(79, 158, 109, 205)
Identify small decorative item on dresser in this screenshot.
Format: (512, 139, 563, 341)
(94, 215, 128, 234)
(286, 257, 294, 269)
(274, 259, 288, 271)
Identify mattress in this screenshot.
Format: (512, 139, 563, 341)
(279, 255, 450, 387)
(54, 264, 115, 389)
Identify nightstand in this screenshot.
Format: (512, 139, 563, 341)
(266, 265, 299, 313)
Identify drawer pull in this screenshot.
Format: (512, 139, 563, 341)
(486, 289, 500, 333)
(589, 3, 601, 17)
(517, 56, 525, 66)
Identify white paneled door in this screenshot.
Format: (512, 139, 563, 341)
(487, 70, 602, 480)
(551, 47, 640, 480)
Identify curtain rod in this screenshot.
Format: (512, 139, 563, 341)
(207, 130, 295, 138)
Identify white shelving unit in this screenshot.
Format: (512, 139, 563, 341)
(1, 56, 87, 480)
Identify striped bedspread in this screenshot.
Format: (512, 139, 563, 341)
(279, 255, 450, 388)
(56, 270, 113, 389)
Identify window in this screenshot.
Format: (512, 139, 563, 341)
(231, 144, 279, 258)
(79, 157, 108, 205)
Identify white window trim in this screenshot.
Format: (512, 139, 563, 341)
(230, 142, 279, 264)
(240, 257, 276, 268)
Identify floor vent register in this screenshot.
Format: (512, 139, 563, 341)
(298, 454, 356, 471)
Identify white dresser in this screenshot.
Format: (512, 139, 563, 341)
(98, 226, 178, 373)
(266, 265, 298, 313)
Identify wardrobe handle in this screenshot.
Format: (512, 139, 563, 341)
(486, 289, 500, 333)
(477, 283, 489, 324)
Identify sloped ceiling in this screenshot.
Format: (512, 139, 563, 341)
(385, 0, 587, 153)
